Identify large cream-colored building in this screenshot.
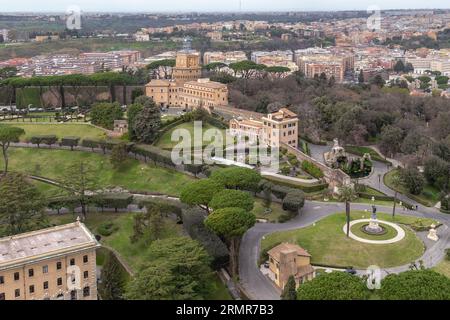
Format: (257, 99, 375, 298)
(146, 50, 228, 109)
(230, 108, 299, 149)
(0, 221, 100, 300)
(267, 243, 315, 289)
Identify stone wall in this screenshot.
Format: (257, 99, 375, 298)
(282, 143, 351, 189)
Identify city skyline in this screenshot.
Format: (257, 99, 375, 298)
(1, 0, 450, 13)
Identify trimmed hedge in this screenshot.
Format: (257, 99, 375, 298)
(301, 160, 324, 179)
(282, 190, 306, 212)
(263, 176, 328, 193)
(138, 197, 186, 220)
(92, 193, 134, 212)
(357, 192, 415, 209)
(29, 135, 58, 147)
(61, 136, 80, 151)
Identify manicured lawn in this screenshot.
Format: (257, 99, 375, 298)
(261, 211, 431, 269)
(345, 145, 391, 164)
(32, 179, 67, 198)
(384, 169, 440, 207)
(433, 259, 450, 279)
(351, 221, 398, 241)
(4, 147, 195, 196)
(252, 198, 291, 223)
(155, 121, 230, 150)
(2, 123, 107, 141)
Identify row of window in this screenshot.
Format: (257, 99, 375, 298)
(0, 286, 90, 300)
(0, 255, 89, 284)
(263, 122, 297, 129)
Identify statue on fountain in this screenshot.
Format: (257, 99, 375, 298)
(365, 206, 384, 234)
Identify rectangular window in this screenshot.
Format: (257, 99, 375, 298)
(42, 265, 48, 274)
(57, 278, 62, 286)
(0, 276, 4, 284)
(70, 258, 75, 266)
(15, 289, 20, 298)
(0, 293, 5, 300)
(29, 285, 35, 294)
(83, 255, 88, 264)
(28, 269, 34, 277)
(83, 287, 90, 297)
(43, 281, 48, 290)
(56, 262, 62, 270)
(84, 271, 89, 279)
(14, 272, 19, 281)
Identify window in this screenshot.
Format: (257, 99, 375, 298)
(0, 293, 5, 300)
(70, 290, 77, 300)
(42, 265, 48, 274)
(43, 281, 49, 290)
(28, 269, 34, 277)
(15, 289, 20, 298)
(57, 278, 63, 286)
(70, 258, 75, 266)
(83, 271, 89, 279)
(83, 287, 90, 297)
(56, 262, 62, 270)
(29, 285, 35, 294)
(0, 276, 4, 284)
(14, 272, 19, 281)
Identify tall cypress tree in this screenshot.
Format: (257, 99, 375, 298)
(281, 275, 297, 300)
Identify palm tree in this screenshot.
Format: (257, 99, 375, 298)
(338, 185, 357, 238)
(390, 174, 402, 219)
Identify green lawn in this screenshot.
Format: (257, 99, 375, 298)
(384, 169, 441, 207)
(345, 145, 391, 164)
(433, 259, 450, 279)
(252, 198, 291, 223)
(2, 123, 107, 141)
(261, 211, 430, 269)
(48, 211, 231, 300)
(155, 121, 230, 150)
(350, 221, 398, 241)
(4, 147, 195, 196)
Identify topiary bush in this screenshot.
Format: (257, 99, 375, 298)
(97, 222, 119, 237)
(282, 190, 305, 213)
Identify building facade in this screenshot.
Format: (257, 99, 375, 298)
(267, 243, 315, 289)
(146, 50, 228, 109)
(229, 108, 299, 149)
(0, 221, 100, 300)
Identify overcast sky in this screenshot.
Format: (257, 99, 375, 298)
(1, 0, 449, 13)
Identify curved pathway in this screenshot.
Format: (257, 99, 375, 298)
(240, 143, 450, 300)
(345, 219, 406, 244)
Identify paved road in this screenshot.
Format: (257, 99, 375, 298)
(240, 143, 450, 300)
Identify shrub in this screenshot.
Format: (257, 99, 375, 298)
(282, 190, 305, 213)
(92, 193, 133, 212)
(30, 135, 58, 147)
(97, 222, 119, 237)
(81, 138, 100, 151)
(399, 167, 425, 195)
(61, 136, 80, 151)
(301, 160, 324, 179)
(182, 208, 229, 269)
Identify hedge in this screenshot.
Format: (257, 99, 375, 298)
(301, 160, 325, 179)
(182, 208, 229, 270)
(29, 135, 58, 147)
(357, 192, 415, 209)
(61, 136, 80, 151)
(91, 193, 134, 212)
(138, 197, 186, 220)
(262, 176, 328, 193)
(282, 190, 306, 213)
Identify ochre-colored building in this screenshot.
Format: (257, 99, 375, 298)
(0, 221, 100, 300)
(229, 108, 299, 149)
(267, 243, 315, 289)
(145, 50, 228, 109)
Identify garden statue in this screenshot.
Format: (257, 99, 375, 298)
(324, 138, 347, 168)
(427, 224, 439, 241)
(365, 206, 383, 234)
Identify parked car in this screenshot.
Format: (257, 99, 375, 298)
(263, 262, 270, 269)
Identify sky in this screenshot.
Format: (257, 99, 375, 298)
(1, 0, 449, 13)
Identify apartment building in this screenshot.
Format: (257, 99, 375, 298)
(0, 220, 100, 300)
(203, 51, 248, 65)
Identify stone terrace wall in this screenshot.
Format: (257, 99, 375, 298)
(282, 143, 351, 189)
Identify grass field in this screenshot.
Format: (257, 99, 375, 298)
(1, 123, 107, 141)
(261, 211, 431, 269)
(4, 147, 195, 196)
(49, 211, 231, 300)
(384, 169, 441, 207)
(350, 221, 399, 241)
(345, 145, 391, 164)
(155, 121, 230, 150)
(433, 259, 450, 279)
(252, 198, 291, 223)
